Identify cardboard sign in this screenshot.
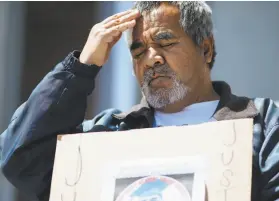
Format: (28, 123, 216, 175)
(49, 119, 253, 201)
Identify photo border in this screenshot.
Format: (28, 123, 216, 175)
(100, 155, 207, 201)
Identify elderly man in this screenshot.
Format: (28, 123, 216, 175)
(0, 1, 279, 201)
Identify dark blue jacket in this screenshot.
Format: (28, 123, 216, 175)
(1, 51, 279, 201)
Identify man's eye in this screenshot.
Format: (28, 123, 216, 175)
(161, 43, 175, 47)
(134, 51, 144, 58)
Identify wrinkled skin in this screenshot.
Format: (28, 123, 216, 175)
(130, 3, 218, 113)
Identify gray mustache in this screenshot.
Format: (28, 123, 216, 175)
(143, 64, 173, 85)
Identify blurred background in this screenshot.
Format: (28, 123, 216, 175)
(0, 1, 278, 201)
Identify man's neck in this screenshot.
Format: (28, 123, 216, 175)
(156, 84, 219, 114)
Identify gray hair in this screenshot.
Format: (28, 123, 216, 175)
(126, 1, 216, 70)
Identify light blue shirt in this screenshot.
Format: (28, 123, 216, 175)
(153, 100, 219, 127)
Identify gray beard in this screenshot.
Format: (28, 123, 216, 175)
(141, 72, 189, 109)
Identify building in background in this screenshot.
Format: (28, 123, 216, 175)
(0, 2, 278, 201)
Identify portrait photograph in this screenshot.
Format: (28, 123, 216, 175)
(100, 156, 206, 201)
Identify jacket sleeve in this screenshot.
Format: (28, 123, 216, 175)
(0, 50, 101, 200)
(259, 100, 279, 201)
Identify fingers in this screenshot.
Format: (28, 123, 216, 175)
(102, 19, 135, 43)
(105, 19, 135, 41)
(113, 19, 136, 31)
(103, 9, 140, 29)
(103, 9, 137, 24)
(95, 10, 138, 44)
(104, 30, 121, 43)
(81, 10, 139, 66)
(102, 10, 132, 24)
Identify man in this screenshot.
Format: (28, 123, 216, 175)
(0, 1, 279, 201)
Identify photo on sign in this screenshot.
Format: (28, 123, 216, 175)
(100, 156, 206, 201)
(113, 174, 194, 201)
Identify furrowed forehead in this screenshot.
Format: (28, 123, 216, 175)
(125, 4, 180, 48)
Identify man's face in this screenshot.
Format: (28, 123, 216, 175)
(130, 4, 207, 109)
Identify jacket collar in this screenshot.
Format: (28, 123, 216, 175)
(112, 81, 259, 128)
(211, 81, 259, 120)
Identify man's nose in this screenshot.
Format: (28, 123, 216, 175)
(145, 47, 165, 69)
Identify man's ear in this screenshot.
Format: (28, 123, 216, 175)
(202, 36, 214, 64)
